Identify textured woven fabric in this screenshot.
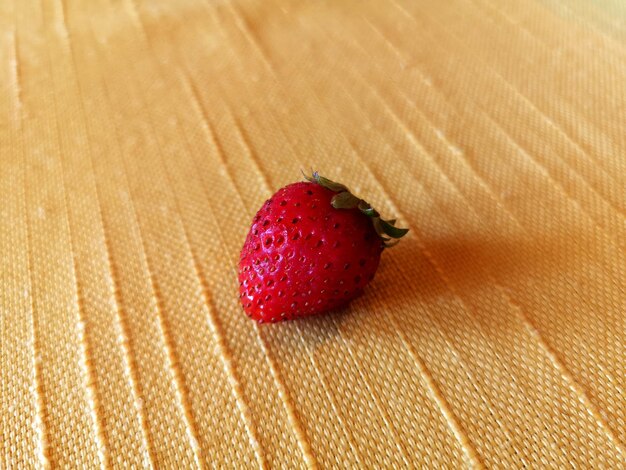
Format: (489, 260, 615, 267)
(1, 0, 625, 467)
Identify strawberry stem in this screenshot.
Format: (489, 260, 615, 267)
(304, 171, 409, 247)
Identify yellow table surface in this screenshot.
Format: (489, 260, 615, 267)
(1, 0, 625, 467)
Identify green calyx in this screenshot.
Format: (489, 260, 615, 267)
(304, 171, 409, 248)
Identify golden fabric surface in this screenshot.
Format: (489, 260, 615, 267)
(1, 0, 625, 467)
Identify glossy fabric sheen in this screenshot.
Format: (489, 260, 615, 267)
(1, 0, 625, 467)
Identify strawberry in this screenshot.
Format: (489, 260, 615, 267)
(238, 172, 408, 323)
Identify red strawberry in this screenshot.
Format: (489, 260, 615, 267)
(238, 172, 408, 323)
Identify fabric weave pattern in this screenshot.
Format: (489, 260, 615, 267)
(1, 0, 625, 467)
